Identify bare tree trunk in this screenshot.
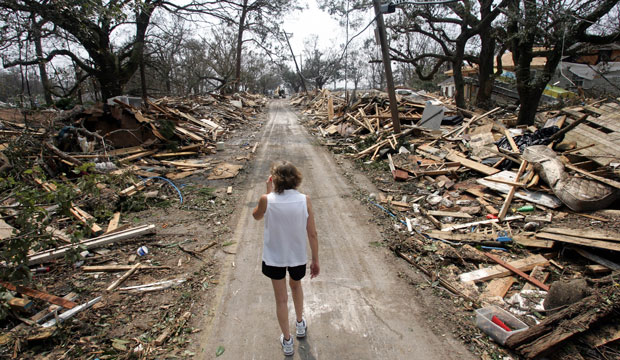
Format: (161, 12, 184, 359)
(32, 18, 53, 106)
(452, 44, 466, 108)
(139, 54, 148, 101)
(234, 0, 249, 93)
(475, 0, 495, 109)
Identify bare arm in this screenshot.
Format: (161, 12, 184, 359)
(306, 195, 320, 278)
(252, 176, 273, 220)
(252, 194, 268, 220)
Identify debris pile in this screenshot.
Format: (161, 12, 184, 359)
(0, 93, 264, 357)
(294, 90, 620, 358)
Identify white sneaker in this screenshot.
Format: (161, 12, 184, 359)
(280, 334, 294, 356)
(296, 318, 307, 338)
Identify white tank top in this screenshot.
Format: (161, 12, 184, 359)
(263, 189, 308, 267)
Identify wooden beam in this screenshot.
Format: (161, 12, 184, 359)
(498, 160, 528, 220)
(459, 254, 548, 283)
(535, 232, 620, 252)
(446, 151, 500, 176)
(107, 262, 141, 291)
(484, 253, 550, 291)
(105, 212, 121, 234)
(0, 281, 78, 309)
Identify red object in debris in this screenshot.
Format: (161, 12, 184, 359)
(492, 315, 512, 332)
(392, 169, 409, 182)
(486, 214, 498, 219)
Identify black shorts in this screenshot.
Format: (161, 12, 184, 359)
(262, 261, 306, 281)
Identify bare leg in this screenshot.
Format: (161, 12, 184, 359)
(271, 278, 291, 339)
(289, 278, 303, 323)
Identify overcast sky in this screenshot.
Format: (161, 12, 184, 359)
(283, 1, 347, 55)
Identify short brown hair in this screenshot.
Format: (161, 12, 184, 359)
(271, 162, 302, 194)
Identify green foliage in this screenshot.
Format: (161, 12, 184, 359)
(157, 118, 176, 140)
(54, 97, 76, 110)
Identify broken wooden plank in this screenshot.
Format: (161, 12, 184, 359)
(513, 235, 555, 249)
(152, 151, 198, 158)
(427, 210, 472, 218)
(107, 262, 141, 291)
(484, 252, 550, 291)
(459, 254, 548, 283)
(541, 227, 620, 243)
(482, 277, 516, 299)
(446, 151, 499, 176)
(0, 281, 78, 309)
(441, 215, 524, 232)
(498, 160, 528, 220)
(522, 266, 549, 291)
(535, 232, 620, 252)
(119, 150, 157, 163)
(582, 322, 620, 348)
(105, 212, 121, 234)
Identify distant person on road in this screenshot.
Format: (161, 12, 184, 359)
(252, 161, 319, 356)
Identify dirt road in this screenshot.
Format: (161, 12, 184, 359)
(197, 100, 475, 359)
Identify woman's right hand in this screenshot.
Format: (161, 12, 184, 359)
(310, 259, 320, 279)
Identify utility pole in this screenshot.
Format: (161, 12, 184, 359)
(372, 0, 401, 134)
(283, 31, 308, 94)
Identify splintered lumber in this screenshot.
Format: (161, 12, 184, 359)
(120, 179, 153, 197)
(327, 96, 334, 121)
(441, 215, 524, 232)
(523, 266, 550, 291)
(427, 210, 472, 218)
(482, 277, 516, 298)
(445, 151, 499, 176)
(513, 236, 555, 249)
(69, 206, 103, 235)
(484, 253, 550, 291)
(426, 230, 490, 243)
(106, 212, 121, 234)
(550, 113, 588, 142)
(541, 227, 620, 243)
(0, 281, 78, 309)
(119, 150, 157, 163)
(33, 178, 103, 235)
(563, 163, 620, 189)
(505, 288, 619, 358)
(107, 262, 141, 291)
(42, 296, 102, 328)
(28, 224, 156, 265)
(459, 254, 548, 283)
(498, 160, 528, 220)
(535, 232, 620, 252)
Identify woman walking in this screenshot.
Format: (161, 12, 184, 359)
(252, 161, 319, 356)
